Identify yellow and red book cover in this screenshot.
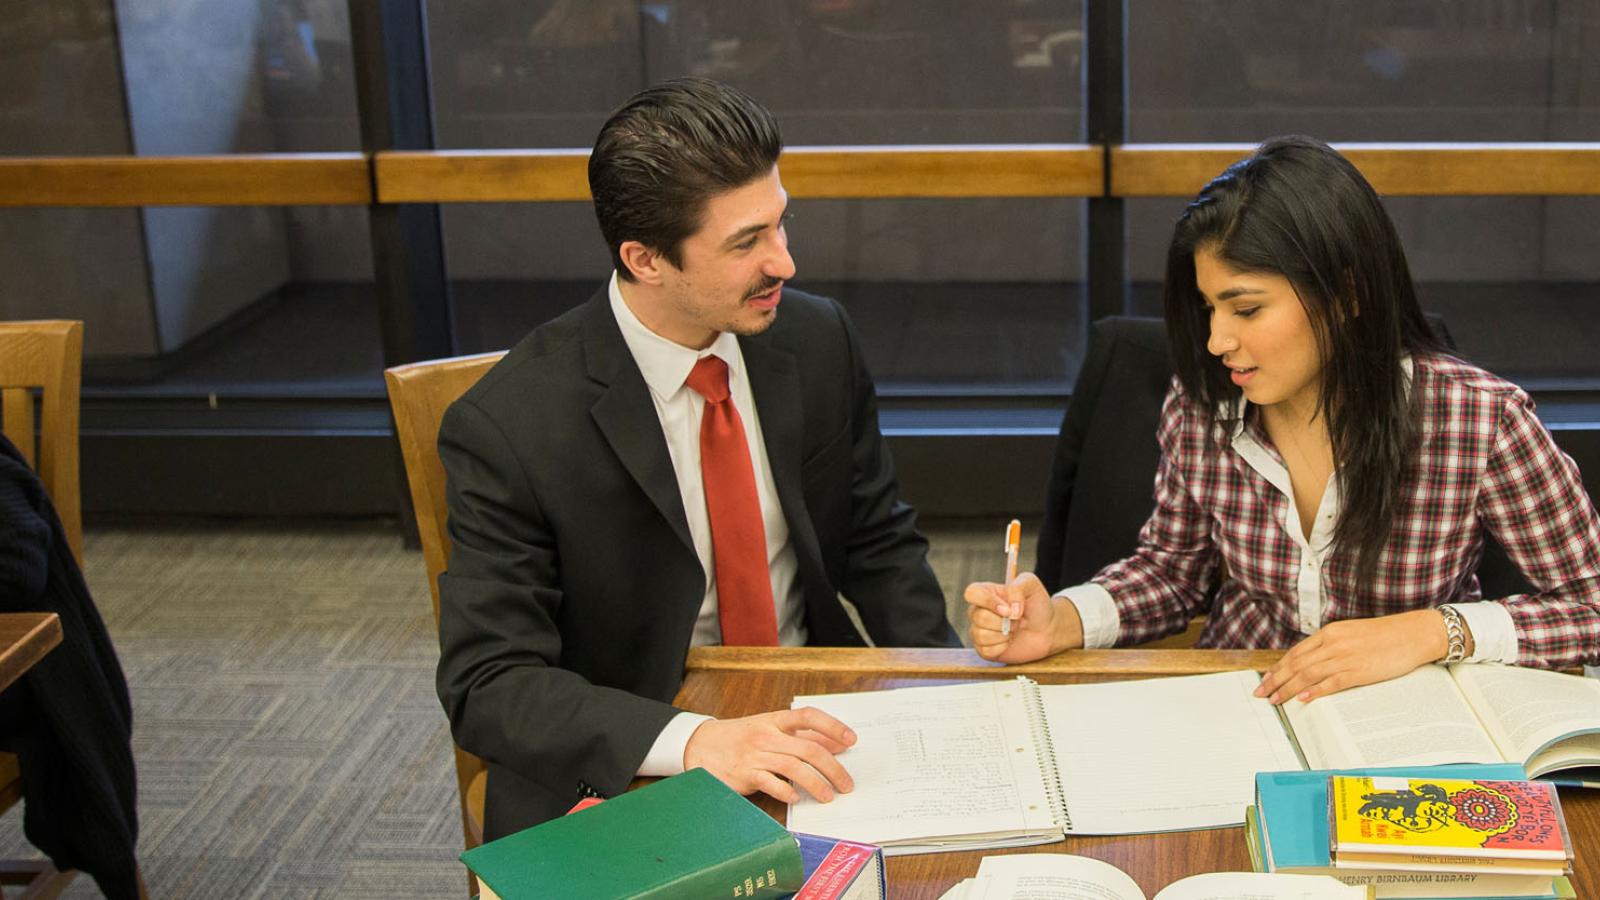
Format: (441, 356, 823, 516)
(1329, 776, 1570, 861)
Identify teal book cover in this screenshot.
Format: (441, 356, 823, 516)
(462, 768, 804, 900)
(1255, 763, 1526, 872)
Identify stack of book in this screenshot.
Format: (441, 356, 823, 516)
(458, 768, 884, 900)
(782, 833, 883, 900)
(1329, 775, 1572, 879)
(1247, 765, 1575, 900)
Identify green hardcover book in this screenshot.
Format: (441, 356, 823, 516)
(462, 768, 805, 900)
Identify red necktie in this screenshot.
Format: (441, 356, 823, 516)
(684, 355, 779, 646)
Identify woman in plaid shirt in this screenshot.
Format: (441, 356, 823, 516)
(966, 136, 1600, 704)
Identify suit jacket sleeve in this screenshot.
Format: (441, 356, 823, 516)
(435, 397, 680, 803)
(829, 303, 958, 647)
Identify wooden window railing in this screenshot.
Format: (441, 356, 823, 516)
(0, 144, 1596, 207)
(372, 145, 1107, 202)
(1111, 143, 1600, 197)
(0, 154, 370, 207)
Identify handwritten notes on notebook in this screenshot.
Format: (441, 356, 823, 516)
(786, 680, 1060, 853)
(785, 671, 1303, 855)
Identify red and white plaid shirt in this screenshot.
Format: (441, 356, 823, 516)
(1065, 352, 1600, 668)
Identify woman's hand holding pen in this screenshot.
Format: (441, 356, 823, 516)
(963, 572, 1083, 663)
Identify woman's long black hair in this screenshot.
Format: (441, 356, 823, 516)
(1163, 135, 1446, 589)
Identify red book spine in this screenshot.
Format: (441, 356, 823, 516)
(791, 841, 873, 900)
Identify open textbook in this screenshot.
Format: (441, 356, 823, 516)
(785, 664, 1600, 854)
(1281, 662, 1600, 780)
(939, 854, 1370, 900)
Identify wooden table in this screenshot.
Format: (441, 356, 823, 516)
(676, 646, 1597, 900)
(0, 613, 61, 693)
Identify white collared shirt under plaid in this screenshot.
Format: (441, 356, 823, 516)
(1062, 353, 1600, 668)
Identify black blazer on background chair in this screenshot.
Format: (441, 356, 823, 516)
(1035, 317, 1171, 594)
(1035, 315, 1533, 620)
(0, 434, 140, 900)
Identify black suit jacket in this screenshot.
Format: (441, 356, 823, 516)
(436, 286, 956, 837)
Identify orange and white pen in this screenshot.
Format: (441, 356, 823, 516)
(1000, 519, 1021, 635)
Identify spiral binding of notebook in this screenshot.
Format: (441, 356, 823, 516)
(1016, 676, 1072, 832)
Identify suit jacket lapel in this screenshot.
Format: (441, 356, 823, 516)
(580, 291, 697, 556)
(742, 336, 825, 571)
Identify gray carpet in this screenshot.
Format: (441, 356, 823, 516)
(0, 516, 1031, 898)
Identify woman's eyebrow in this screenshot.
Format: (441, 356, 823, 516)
(1216, 287, 1268, 301)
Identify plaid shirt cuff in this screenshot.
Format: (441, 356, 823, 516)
(638, 711, 713, 777)
(1057, 582, 1119, 649)
(1449, 601, 1518, 664)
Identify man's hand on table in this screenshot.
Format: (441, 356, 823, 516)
(684, 708, 857, 804)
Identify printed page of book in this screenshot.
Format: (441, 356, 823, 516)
(786, 679, 1060, 853)
(1151, 872, 1369, 900)
(969, 853, 1145, 900)
(1450, 663, 1600, 777)
(1282, 664, 1502, 770)
(1038, 670, 1303, 834)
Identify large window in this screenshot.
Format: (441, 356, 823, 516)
(427, 0, 1088, 396)
(0, 1, 370, 377)
(428, 1, 1083, 147)
(0, 1, 1594, 517)
(1128, 2, 1596, 141)
(1126, 1, 1600, 389)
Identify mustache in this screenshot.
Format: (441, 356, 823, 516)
(744, 277, 783, 299)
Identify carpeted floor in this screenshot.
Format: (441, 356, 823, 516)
(0, 516, 1027, 899)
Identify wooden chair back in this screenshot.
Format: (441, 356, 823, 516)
(0, 320, 83, 566)
(384, 351, 505, 869)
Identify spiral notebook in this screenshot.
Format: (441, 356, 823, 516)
(785, 670, 1303, 855)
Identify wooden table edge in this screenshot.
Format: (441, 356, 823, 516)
(0, 612, 63, 693)
(683, 646, 1284, 675)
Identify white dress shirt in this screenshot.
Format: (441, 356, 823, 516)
(606, 272, 806, 775)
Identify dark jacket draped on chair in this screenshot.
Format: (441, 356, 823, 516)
(0, 434, 140, 900)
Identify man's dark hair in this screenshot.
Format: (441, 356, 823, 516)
(589, 77, 783, 281)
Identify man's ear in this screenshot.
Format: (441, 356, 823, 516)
(619, 240, 669, 286)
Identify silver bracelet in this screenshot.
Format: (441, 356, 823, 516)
(1439, 605, 1467, 663)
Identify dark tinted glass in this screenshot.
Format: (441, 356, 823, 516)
(1128, 2, 1599, 141)
(0, 2, 368, 373)
(1127, 3, 1600, 390)
(445, 197, 1085, 395)
(429, 1, 1084, 147)
(428, 1, 1089, 394)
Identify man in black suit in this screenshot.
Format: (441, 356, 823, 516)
(436, 77, 957, 837)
